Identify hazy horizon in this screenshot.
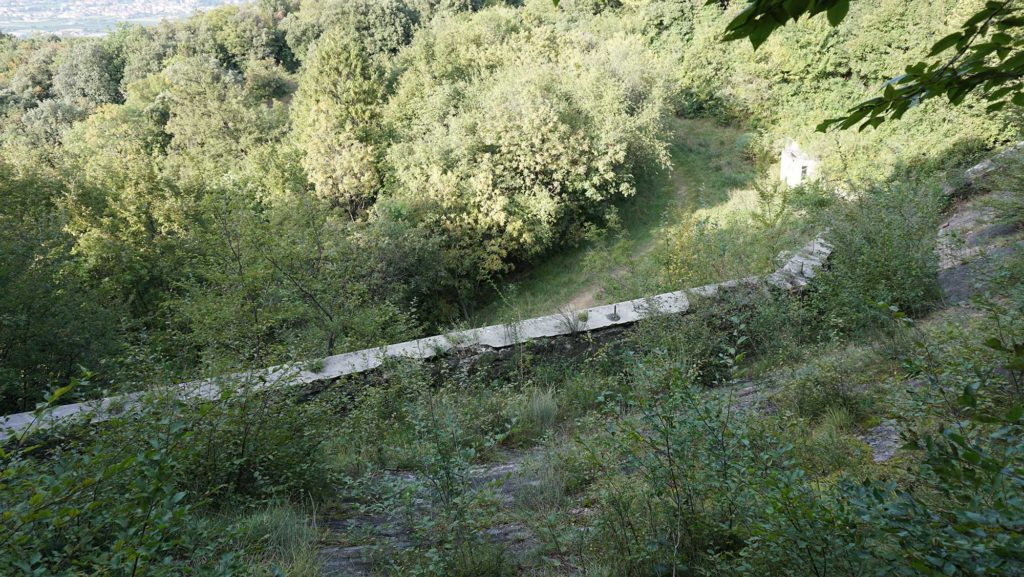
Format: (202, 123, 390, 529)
(0, 0, 249, 37)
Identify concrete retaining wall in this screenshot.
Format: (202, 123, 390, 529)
(0, 236, 833, 441)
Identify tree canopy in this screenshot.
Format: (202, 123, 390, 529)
(0, 0, 1018, 411)
(717, 0, 1024, 130)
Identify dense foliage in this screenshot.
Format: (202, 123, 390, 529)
(718, 0, 1024, 130)
(2, 0, 1024, 575)
(0, 0, 689, 409)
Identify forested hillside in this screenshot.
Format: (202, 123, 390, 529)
(0, 0, 1014, 411)
(2, 0, 1023, 575)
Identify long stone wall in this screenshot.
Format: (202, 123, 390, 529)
(0, 236, 833, 441)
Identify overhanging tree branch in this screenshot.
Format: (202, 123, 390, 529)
(709, 0, 1024, 131)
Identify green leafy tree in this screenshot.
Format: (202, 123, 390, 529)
(379, 8, 676, 292)
(60, 75, 184, 315)
(105, 23, 179, 91)
(174, 183, 418, 364)
(20, 98, 83, 143)
(161, 56, 288, 187)
(7, 41, 59, 102)
(716, 0, 1024, 129)
(189, 5, 293, 70)
(0, 162, 123, 412)
(52, 40, 121, 109)
(281, 0, 417, 62)
(291, 29, 386, 218)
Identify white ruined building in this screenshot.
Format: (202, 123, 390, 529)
(780, 141, 819, 187)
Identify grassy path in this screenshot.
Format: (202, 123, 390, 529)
(469, 116, 759, 325)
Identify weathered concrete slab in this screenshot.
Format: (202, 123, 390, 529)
(1, 235, 832, 441)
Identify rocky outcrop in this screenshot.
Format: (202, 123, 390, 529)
(937, 197, 1022, 304)
(319, 454, 540, 576)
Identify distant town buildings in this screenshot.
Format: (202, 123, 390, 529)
(0, 0, 248, 37)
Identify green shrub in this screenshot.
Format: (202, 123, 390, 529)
(793, 414, 873, 478)
(517, 454, 567, 512)
(624, 287, 810, 389)
(331, 360, 433, 472)
(985, 148, 1024, 227)
(775, 358, 876, 423)
(510, 387, 558, 444)
(587, 386, 766, 575)
(0, 388, 335, 576)
(172, 382, 341, 506)
(0, 401, 242, 576)
(810, 182, 944, 335)
(379, 395, 516, 577)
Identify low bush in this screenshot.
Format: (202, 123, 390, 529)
(583, 295, 1024, 577)
(809, 182, 944, 336)
(1, 399, 241, 576)
(623, 286, 812, 388)
(509, 387, 558, 444)
(380, 395, 517, 577)
(0, 376, 339, 576)
(233, 505, 323, 577)
(775, 357, 877, 424)
(587, 386, 766, 575)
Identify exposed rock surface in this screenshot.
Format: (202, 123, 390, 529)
(319, 455, 541, 576)
(938, 191, 1022, 304)
(861, 419, 901, 463)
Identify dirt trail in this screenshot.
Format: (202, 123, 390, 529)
(559, 178, 687, 312)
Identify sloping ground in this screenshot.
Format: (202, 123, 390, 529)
(319, 452, 542, 576)
(0, 232, 830, 441)
(311, 234, 833, 575)
(864, 187, 1022, 460)
(938, 190, 1024, 304)
(314, 179, 1023, 575)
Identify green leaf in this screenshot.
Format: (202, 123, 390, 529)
(966, 9, 995, 27)
(988, 85, 1015, 100)
(783, 0, 810, 18)
(49, 383, 75, 403)
(726, 5, 757, 29)
(998, 17, 1024, 28)
(1007, 405, 1023, 422)
(861, 116, 885, 130)
(961, 449, 981, 464)
(749, 21, 781, 49)
(984, 337, 1009, 352)
(929, 32, 963, 57)
(958, 386, 977, 408)
(826, 0, 849, 26)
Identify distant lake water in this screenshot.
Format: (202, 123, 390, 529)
(1, 0, 250, 37)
